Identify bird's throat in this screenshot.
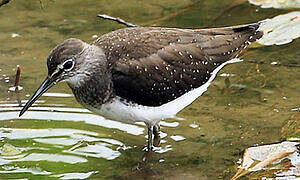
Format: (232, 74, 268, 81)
(67, 72, 114, 108)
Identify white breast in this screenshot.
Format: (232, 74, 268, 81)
(87, 58, 242, 126)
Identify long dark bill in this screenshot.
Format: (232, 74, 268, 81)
(19, 77, 55, 117)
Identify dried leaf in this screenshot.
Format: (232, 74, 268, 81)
(232, 141, 299, 180)
(258, 11, 300, 45)
(249, 0, 300, 9)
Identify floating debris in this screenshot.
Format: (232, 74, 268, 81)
(170, 135, 186, 142)
(287, 137, 300, 141)
(160, 121, 179, 127)
(219, 73, 236, 77)
(153, 144, 172, 153)
(230, 84, 247, 89)
(291, 108, 300, 111)
(189, 124, 199, 128)
(232, 141, 300, 180)
(1, 143, 21, 156)
(249, 0, 300, 9)
(11, 33, 20, 38)
(258, 11, 300, 45)
(159, 159, 165, 163)
(8, 86, 23, 92)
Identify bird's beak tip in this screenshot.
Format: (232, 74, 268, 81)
(19, 111, 24, 117)
(19, 77, 55, 117)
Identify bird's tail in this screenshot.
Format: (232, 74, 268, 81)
(232, 22, 264, 42)
(194, 22, 264, 64)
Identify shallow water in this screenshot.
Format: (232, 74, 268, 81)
(0, 0, 299, 179)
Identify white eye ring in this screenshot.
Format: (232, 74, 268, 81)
(62, 59, 74, 71)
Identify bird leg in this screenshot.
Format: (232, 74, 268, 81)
(147, 125, 153, 152)
(153, 124, 161, 147)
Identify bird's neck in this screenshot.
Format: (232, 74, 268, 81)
(66, 44, 115, 108)
(67, 71, 114, 108)
(65, 44, 113, 107)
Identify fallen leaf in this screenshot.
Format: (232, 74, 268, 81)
(249, 0, 300, 9)
(232, 141, 299, 180)
(258, 11, 300, 45)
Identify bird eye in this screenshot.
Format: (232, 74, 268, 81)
(63, 60, 74, 70)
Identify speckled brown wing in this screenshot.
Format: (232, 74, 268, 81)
(93, 23, 263, 106)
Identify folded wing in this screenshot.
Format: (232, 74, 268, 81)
(93, 23, 263, 106)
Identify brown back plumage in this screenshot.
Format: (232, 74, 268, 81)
(93, 23, 263, 106)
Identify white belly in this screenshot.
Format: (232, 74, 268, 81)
(87, 58, 242, 126)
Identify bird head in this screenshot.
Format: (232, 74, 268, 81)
(19, 38, 104, 117)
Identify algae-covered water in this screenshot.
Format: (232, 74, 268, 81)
(0, 0, 299, 179)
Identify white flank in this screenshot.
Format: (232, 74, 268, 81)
(89, 58, 243, 126)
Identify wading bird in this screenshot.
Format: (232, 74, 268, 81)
(19, 23, 263, 151)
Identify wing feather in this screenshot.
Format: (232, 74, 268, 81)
(93, 23, 263, 106)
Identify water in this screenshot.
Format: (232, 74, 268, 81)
(0, 0, 299, 179)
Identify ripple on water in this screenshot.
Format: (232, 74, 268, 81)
(0, 101, 144, 177)
(0, 101, 175, 178)
(64, 143, 121, 160)
(0, 126, 127, 178)
(0, 111, 144, 135)
(0, 166, 51, 175)
(0, 153, 88, 165)
(0, 128, 125, 160)
(42, 93, 73, 97)
(51, 171, 97, 179)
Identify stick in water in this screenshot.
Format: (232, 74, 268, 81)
(14, 65, 22, 106)
(97, 14, 138, 27)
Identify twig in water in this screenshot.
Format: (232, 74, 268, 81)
(0, 0, 11, 8)
(97, 14, 138, 27)
(14, 66, 21, 88)
(14, 65, 22, 106)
